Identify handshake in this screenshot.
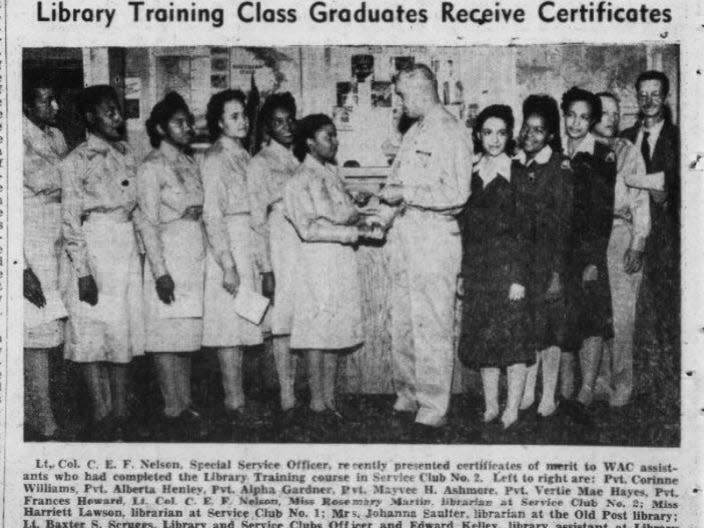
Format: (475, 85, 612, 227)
(350, 184, 404, 207)
(357, 219, 386, 241)
(348, 190, 389, 242)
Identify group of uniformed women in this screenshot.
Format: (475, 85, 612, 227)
(23, 80, 386, 441)
(23, 75, 649, 440)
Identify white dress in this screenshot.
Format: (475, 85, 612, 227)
(247, 140, 300, 336)
(201, 136, 262, 347)
(283, 155, 363, 350)
(60, 134, 145, 363)
(23, 117, 68, 348)
(137, 142, 205, 353)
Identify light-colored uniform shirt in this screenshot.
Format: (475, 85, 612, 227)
(137, 142, 203, 278)
(284, 156, 359, 244)
(389, 104, 473, 214)
(201, 135, 252, 271)
(247, 140, 300, 272)
(24, 116, 67, 200)
(60, 133, 141, 277)
(609, 137, 651, 252)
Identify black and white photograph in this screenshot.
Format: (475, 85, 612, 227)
(21, 43, 680, 447)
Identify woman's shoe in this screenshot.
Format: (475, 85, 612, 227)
(179, 407, 209, 440)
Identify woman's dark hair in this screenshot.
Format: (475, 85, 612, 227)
(146, 91, 190, 148)
(560, 86, 602, 126)
(293, 113, 334, 162)
(522, 94, 562, 153)
(259, 92, 296, 133)
(472, 104, 515, 156)
(22, 75, 55, 110)
(78, 85, 119, 128)
(255, 92, 296, 152)
(205, 89, 247, 142)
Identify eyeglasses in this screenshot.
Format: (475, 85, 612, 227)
(638, 92, 663, 101)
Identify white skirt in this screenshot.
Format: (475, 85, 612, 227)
(202, 214, 263, 347)
(269, 205, 299, 336)
(24, 198, 64, 348)
(290, 240, 362, 351)
(63, 213, 145, 363)
(144, 219, 205, 353)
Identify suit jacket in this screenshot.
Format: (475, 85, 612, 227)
(620, 120, 679, 231)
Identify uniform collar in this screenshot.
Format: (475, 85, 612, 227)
(218, 135, 247, 155)
(515, 145, 552, 166)
(417, 104, 446, 128)
(566, 132, 596, 157)
(23, 115, 57, 144)
(303, 154, 336, 175)
(474, 153, 512, 183)
(86, 133, 127, 155)
(159, 140, 186, 162)
(265, 139, 298, 166)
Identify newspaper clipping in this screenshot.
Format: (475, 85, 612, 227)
(1, 1, 702, 528)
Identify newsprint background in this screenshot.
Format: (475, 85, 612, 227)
(1, 0, 704, 528)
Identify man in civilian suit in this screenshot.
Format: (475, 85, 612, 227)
(620, 70, 679, 395)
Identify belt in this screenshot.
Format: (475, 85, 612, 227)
(401, 205, 458, 223)
(82, 210, 131, 224)
(26, 193, 61, 205)
(224, 211, 251, 218)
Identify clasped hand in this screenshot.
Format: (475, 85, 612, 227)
(358, 222, 385, 241)
(378, 183, 404, 206)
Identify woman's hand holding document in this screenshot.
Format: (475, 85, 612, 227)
(232, 287, 270, 325)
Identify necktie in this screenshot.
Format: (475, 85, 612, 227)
(641, 130, 651, 173)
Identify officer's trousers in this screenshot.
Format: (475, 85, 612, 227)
(605, 220, 643, 405)
(388, 209, 461, 426)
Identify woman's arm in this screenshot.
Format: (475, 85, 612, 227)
(284, 178, 359, 245)
(60, 153, 91, 277)
(136, 160, 168, 279)
(201, 153, 236, 271)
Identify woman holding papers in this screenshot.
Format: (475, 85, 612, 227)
(559, 87, 616, 415)
(284, 114, 382, 425)
(23, 79, 68, 440)
(138, 92, 206, 439)
(201, 89, 263, 427)
(61, 85, 145, 441)
(246, 92, 301, 424)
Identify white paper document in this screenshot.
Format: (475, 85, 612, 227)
(156, 291, 204, 319)
(233, 288, 270, 325)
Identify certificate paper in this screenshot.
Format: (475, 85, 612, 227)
(233, 287, 270, 325)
